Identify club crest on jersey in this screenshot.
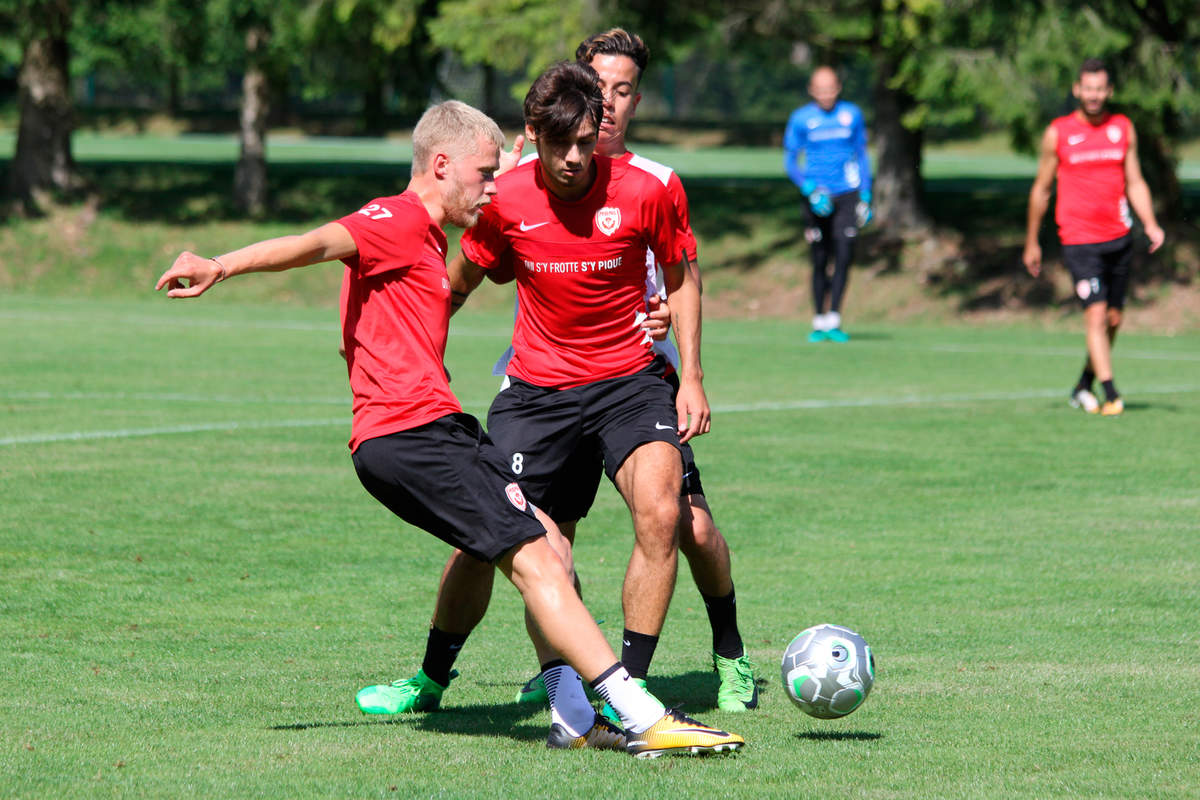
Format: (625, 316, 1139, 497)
(838, 110, 853, 127)
(1106, 125, 1122, 143)
(505, 482, 528, 512)
(595, 207, 622, 236)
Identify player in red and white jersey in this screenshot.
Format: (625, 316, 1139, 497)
(1024, 58, 1164, 417)
(155, 101, 742, 756)
(463, 149, 691, 388)
(382, 32, 757, 721)
(369, 59, 721, 717)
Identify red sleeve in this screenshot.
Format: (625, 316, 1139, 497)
(459, 204, 510, 272)
(337, 197, 426, 277)
(485, 251, 517, 284)
(645, 182, 689, 268)
(665, 172, 699, 262)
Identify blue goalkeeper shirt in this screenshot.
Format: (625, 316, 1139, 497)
(783, 100, 872, 196)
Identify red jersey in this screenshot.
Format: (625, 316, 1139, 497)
(461, 154, 690, 389)
(619, 151, 699, 265)
(337, 191, 460, 451)
(1053, 112, 1133, 245)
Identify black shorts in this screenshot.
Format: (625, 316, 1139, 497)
(351, 413, 546, 563)
(487, 358, 681, 522)
(805, 190, 860, 245)
(1062, 234, 1133, 309)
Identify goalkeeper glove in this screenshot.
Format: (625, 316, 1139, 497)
(855, 188, 873, 227)
(800, 181, 833, 217)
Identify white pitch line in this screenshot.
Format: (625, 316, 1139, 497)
(4, 309, 1200, 359)
(0, 418, 346, 447)
(0, 390, 347, 406)
(6, 384, 1198, 448)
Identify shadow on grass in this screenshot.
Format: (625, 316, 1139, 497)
(268, 668, 764, 738)
(270, 701, 547, 741)
(642, 669, 771, 714)
(832, 330, 893, 342)
(793, 730, 882, 742)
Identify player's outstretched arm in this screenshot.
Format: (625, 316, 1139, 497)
(155, 223, 357, 298)
(447, 251, 486, 316)
(662, 252, 709, 443)
(1122, 125, 1165, 253)
(1023, 126, 1059, 278)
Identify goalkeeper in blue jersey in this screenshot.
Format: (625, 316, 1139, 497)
(783, 66, 873, 343)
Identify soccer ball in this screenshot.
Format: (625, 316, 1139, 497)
(781, 624, 875, 719)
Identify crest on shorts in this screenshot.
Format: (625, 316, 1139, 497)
(1076, 279, 1093, 300)
(505, 482, 528, 511)
(595, 207, 622, 237)
(1106, 125, 1122, 143)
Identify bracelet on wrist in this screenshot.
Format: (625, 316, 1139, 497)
(210, 256, 228, 282)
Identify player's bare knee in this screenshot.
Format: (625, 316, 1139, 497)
(677, 511, 715, 556)
(631, 498, 681, 561)
(1107, 307, 1123, 328)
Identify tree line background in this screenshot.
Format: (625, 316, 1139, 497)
(3, 0, 1197, 236)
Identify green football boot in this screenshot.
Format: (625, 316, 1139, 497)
(713, 652, 758, 711)
(515, 673, 549, 705)
(355, 668, 456, 714)
(516, 671, 603, 706)
(600, 677, 647, 727)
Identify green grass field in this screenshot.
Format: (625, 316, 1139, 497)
(2, 292, 1198, 798)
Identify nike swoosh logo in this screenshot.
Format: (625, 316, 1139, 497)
(519, 221, 549, 231)
(655, 422, 674, 431)
(623, 639, 632, 647)
(1067, 134, 1086, 146)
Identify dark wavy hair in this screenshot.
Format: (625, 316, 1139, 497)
(523, 61, 603, 142)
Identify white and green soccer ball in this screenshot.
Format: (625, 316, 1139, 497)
(781, 624, 875, 719)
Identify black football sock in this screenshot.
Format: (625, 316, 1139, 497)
(620, 629, 659, 681)
(1101, 379, 1119, 402)
(420, 626, 469, 687)
(701, 588, 745, 659)
(1075, 366, 1095, 392)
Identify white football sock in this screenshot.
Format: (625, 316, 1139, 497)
(590, 664, 665, 733)
(826, 310, 842, 330)
(542, 663, 595, 738)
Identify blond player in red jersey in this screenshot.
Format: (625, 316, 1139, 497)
(1023, 58, 1164, 416)
(156, 100, 741, 757)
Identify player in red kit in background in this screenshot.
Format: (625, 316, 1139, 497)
(1023, 58, 1164, 416)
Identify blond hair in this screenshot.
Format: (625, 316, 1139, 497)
(411, 100, 504, 176)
